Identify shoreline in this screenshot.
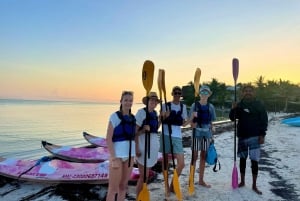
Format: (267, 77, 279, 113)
(1, 112, 299, 201)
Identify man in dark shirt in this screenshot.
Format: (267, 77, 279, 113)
(229, 84, 268, 195)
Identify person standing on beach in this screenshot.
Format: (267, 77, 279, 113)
(190, 85, 216, 188)
(229, 84, 268, 195)
(106, 91, 136, 201)
(160, 86, 189, 193)
(135, 92, 161, 197)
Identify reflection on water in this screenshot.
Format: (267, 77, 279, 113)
(0, 99, 144, 159)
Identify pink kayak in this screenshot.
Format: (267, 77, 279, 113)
(42, 141, 109, 163)
(83, 131, 107, 147)
(0, 156, 156, 184)
(81, 132, 172, 162)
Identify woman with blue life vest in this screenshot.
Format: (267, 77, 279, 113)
(160, 86, 190, 193)
(106, 91, 136, 201)
(190, 85, 216, 188)
(135, 91, 161, 197)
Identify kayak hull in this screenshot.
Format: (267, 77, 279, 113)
(0, 157, 156, 184)
(41, 141, 109, 163)
(281, 117, 300, 127)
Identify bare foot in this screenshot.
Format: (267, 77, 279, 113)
(238, 182, 245, 188)
(199, 181, 211, 188)
(252, 186, 262, 195)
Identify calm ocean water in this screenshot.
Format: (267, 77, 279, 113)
(0, 99, 144, 160)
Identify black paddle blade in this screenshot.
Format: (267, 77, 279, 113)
(232, 58, 239, 83)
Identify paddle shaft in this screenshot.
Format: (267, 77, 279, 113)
(188, 68, 201, 195)
(160, 99, 169, 188)
(234, 81, 237, 161)
(18, 166, 35, 179)
(191, 68, 201, 166)
(18, 156, 52, 180)
(163, 98, 176, 169)
(232, 58, 239, 189)
(191, 99, 197, 165)
(143, 127, 149, 183)
(142, 61, 154, 161)
(158, 70, 168, 170)
(138, 60, 154, 201)
(160, 105, 168, 169)
(159, 102, 168, 169)
(160, 70, 182, 200)
(232, 58, 239, 162)
(158, 69, 170, 198)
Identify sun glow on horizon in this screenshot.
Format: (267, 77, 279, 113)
(1, 1, 299, 102)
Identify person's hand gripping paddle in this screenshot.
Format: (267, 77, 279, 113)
(137, 60, 154, 201)
(188, 68, 201, 195)
(232, 58, 239, 189)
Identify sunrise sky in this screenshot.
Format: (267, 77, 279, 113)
(0, 1, 299, 103)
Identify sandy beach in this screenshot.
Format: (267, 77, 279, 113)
(1, 113, 299, 201)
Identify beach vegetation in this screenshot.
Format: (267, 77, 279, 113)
(181, 77, 300, 114)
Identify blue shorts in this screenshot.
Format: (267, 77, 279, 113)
(238, 136, 261, 161)
(159, 135, 184, 154)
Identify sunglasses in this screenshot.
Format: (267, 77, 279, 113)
(200, 91, 209, 95)
(173, 91, 182, 96)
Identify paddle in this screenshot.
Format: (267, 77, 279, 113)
(188, 67, 201, 195)
(161, 69, 182, 200)
(232, 58, 239, 189)
(17, 156, 52, 180)
(157, 69, 169, 198)
(137, 60, 154, 201)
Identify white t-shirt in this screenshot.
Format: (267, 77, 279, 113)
(109, 112, 135, 158)
(135, 108, 160, 167)
(162, 102, 188, 138)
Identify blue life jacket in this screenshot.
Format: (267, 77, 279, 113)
(194, 102, 211, 126)
(140, 108, 159, 133)
(112, 111, 136, 142)
(163, 102, 183, 126)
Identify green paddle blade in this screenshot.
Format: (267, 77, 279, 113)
(142, 60, 155, 95)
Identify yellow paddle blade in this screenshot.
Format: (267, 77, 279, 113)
(142, 60, 155, 95)
(163, 169, 169, 198)
(157, 69, 164, 100)
(188, 165, 195, 195)
(173, 170, 182, 200)
(137, 183, 150, 201)
(193, 68, 201, 97)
